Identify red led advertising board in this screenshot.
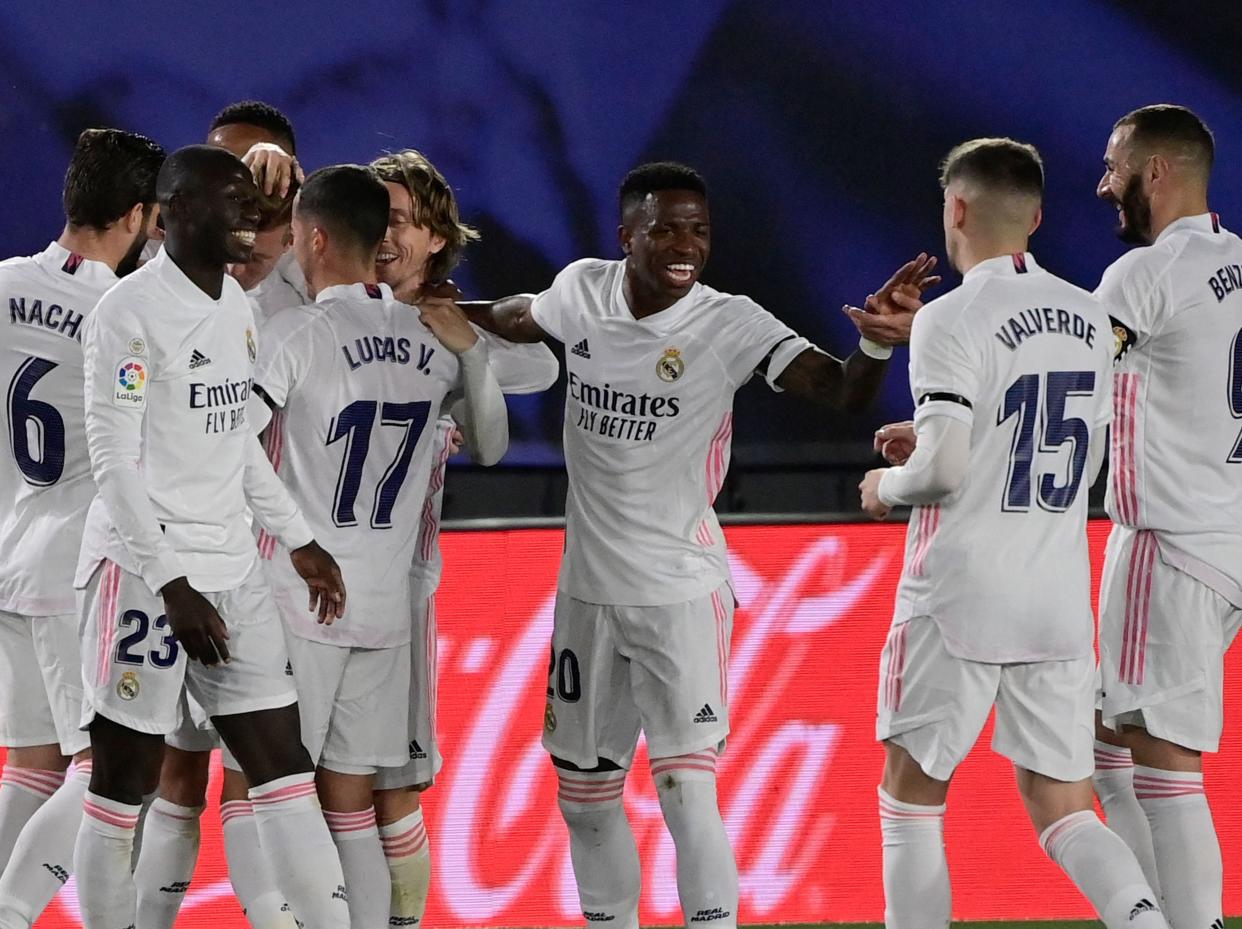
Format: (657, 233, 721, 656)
(18, 520, 1242, 926)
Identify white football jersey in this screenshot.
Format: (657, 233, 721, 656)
(254, 283, 466, 647)
(1096, 213, 1242, 606)
(530, 258, 810, 606)
(0, 243, 115, 615)
(893, 253, 1113, 662)
(78, 250, 310, 595)
(249, 251, 309, 323)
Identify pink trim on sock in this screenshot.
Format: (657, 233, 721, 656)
(324, 808, 378, 833)
(153, 803, 201, 822)
(250, 781, 318, 806)
(0, 767, 66, 798)
(220, 800, 253, 825)
(381, 821, 428, 858)
(1093, 745, 1134, 769)
(83, 799, 139, 830)
(878, 796, 944, 820)
(1133, 772, 1205, 800)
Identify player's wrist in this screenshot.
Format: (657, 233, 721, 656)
(859, 336, 893, 360)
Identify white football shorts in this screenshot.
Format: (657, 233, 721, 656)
(541, 583, 733, 770)
(0, 610, 89, 755)
(79, 558, 296, 735)
(1098, 526, 1242, 752)
(283, 631, 410, 775)
(374, 589, 441, 791)
(876, 616, 1095, 782)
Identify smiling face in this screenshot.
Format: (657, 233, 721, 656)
(620, 189, 710, 308)
(1098, 126, 1153, 245)
(375, 180, 446, 300)
(228, 222, 290, 291)
(207, 166, 262, 264)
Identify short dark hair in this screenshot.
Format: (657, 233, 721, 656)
(297, 164, 389, 257)
(63, 128, 166, 230)
(619, 161, 708, 215)
(1114, 104, 1214, 175)
(209, 100, 296, 155)
(370, 149, 479, 284)
(939, 137, 1044, 199)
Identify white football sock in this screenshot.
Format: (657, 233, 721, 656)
(379, 809, 431, 928)
(1134, 766, 1222, 929)
(74, 790, 141, 929)
(0, 767, 64, 870)
(249, 773, 349, 929)
(220, 800, 297, 929)
(1094, 742, 1162, 898)
(651, 751, 738, 929)
(133, 798, 202, 929)
(324, 807, 389, 929)
(0, 761, 90, 929)
(556, 768, 639, 929)
(1040, 809, 1168, 929)
(878, 787, 950, 929)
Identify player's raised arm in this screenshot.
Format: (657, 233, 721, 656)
(458, 294, 547, 343)
(421, 300, 510, 465)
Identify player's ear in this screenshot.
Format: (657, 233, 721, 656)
(618, 223, 632, 256)
(428, 233, 447, 256)
(312, 225, 327, 256)
(121, 202, 145, 234)
(1029, 205, 1043, 236)
(950, 194, 967, 230)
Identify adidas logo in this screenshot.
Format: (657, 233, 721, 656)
(285, 660, 294, 676)
(409, 739, 428, 760)
(1208, 919, 1223, 929)
(690, 907, 731, 922)
(42, 862, 69, 885)
(571, 338, 591, 359)
(1129, 899, 1158, 920)
(693, 703, 718, 723)
(583, 912, 616, 922)
(159, 881, 190, 894)
(189, 349, 212, 369)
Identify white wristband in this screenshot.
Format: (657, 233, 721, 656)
(858, 337, 893, 360)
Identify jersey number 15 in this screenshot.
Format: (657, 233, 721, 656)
(997, 370, 1095, 513)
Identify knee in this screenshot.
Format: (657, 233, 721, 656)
(160, 747, 212, 805)
(556, 766, 628, 826)
(880, 740, 949, 806)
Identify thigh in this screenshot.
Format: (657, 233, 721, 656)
(541, 592, 641, 770)
(31, 613, 90, 755)
(994, 656, 1095, 781)
(80, 560, 187, 735)
(875, 617, 998, 781)
(320, 645, 410, 773)
(379, 590, 441, 788)
(621, 584, 733, 761)
(185, 566, 296, 722)
(0, 610, 60, 747)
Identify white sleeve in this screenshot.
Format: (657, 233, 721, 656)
(244, 436, 314, 549)
(877, 414, 971, 506)
(528, 261, 588, 343)
(447, 339, 509, 466)
(719, 298, 814, 389)
(1095, 252, 1167, 345)
(475, 328, 560, 393)
(253, 308, 308, 407)
(907, 300, 978, 426)
(82, 302, 185, 594)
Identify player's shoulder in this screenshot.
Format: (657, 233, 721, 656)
(1098, 242, 1177, 297)
(553, 257, 621, 293)
(92, 262, 161, 318)
(260, 301, 329, 343)
(0, 252, 38, 280)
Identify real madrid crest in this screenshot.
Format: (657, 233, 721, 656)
(117, 671, 140, 701)
(544, 702, 557, 732)
(245, 327, 257, 364)
(656, 347, 685, 382)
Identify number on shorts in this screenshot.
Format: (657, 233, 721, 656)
(998, 370, 1095, 512)
(326, 399, 432, 528)
(1228, 328, 1242, 462)
(548, 647, 582, 703)
(114, 609, 180, 668)
(7, 356, 66, 486)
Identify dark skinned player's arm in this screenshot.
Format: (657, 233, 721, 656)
(772, 345, 888, 412)
(457, 295, 548, 343)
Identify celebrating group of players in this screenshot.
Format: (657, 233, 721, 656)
(0, 96, 1236, 929)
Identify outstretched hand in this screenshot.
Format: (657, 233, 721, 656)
(242, 142, 303, 199)
(843, 253, 940, 346)
(290, 541, 347, 624)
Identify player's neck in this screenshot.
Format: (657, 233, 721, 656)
(622, 272, 678, 320)
(955, 238, 1029, 276)
(1148, 190, 1210, 241)
(56, 224, 126, 272)
(308, 258, 377, 301)
(164, 238, 226, 300)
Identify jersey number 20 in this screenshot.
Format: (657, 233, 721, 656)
(997, 370, 1095, 512)
(327, 400, 432, 528)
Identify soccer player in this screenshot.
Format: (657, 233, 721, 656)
(0, 129, 164, 929)
(368, 148, 559, 928)
(251, 162, 509, 927)
(74, 144, 350, 929)
(860, 138, 1166, 929)
(462, 160, 936, 929)
(1091, 104, 1242, 929)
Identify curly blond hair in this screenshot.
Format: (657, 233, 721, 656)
(370, 149, 480, 285)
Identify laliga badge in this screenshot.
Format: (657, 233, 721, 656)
(544, 702, 557, 733)
(117, 671, 140, 701)
(245, 327, 257, 364)
(656, 347, 685, 382)
(113, 357, 147, 408)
